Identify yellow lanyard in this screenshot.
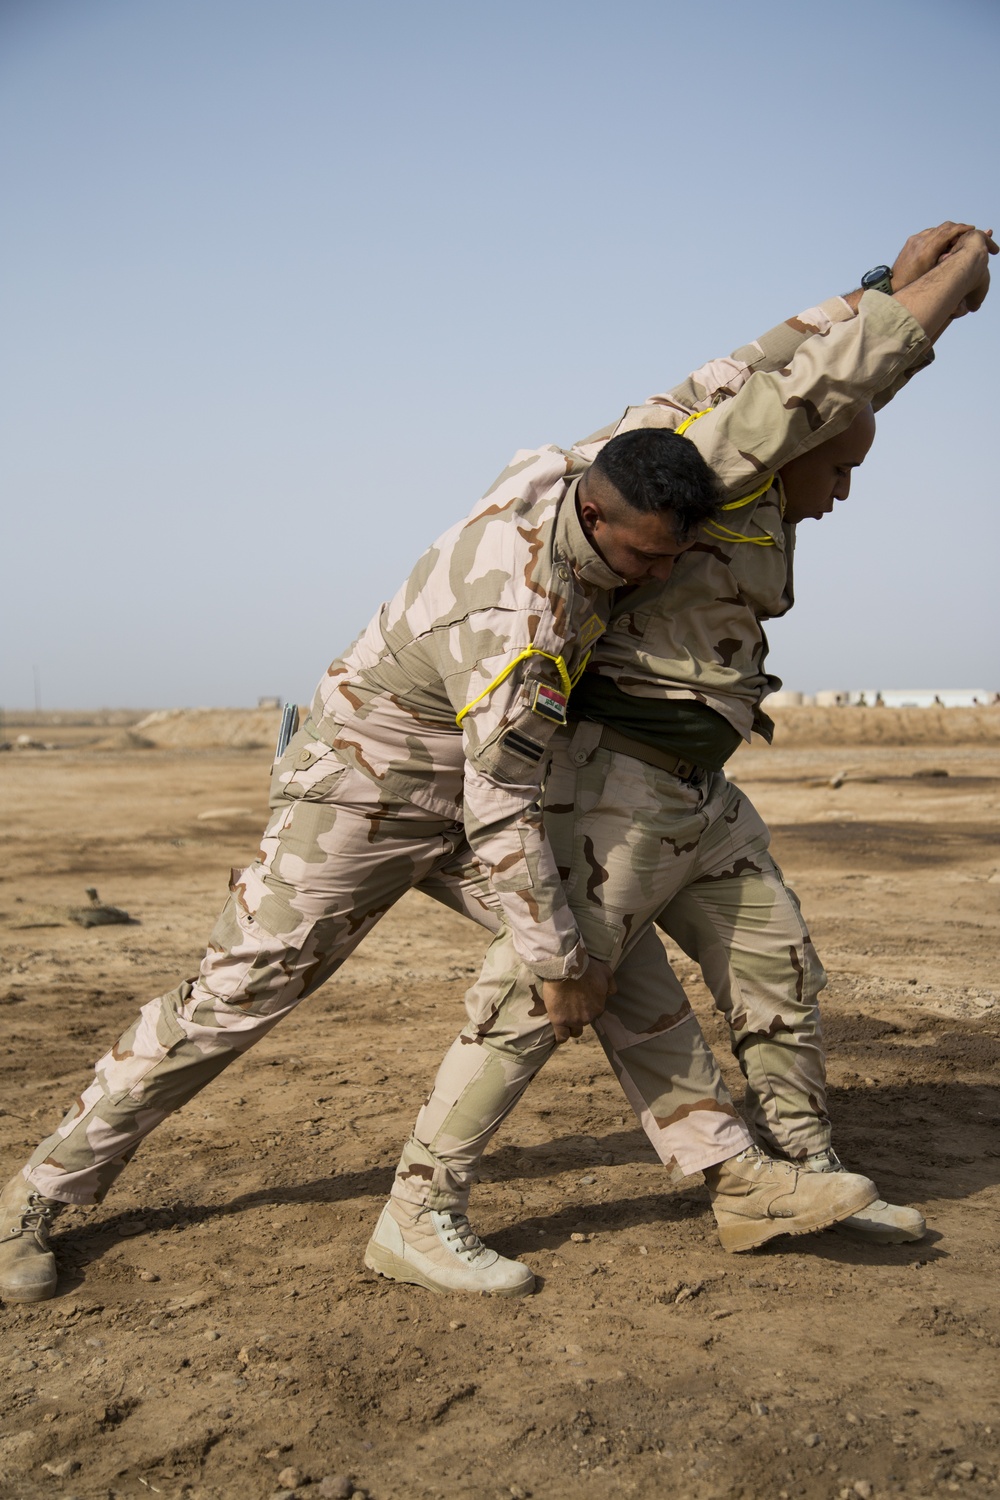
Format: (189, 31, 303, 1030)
(455, 646, 591, 727)
(674, 407, 710, 437)
(720, 475, 778, 511)
(703, 520, 776, 546)
(457, 402, 785, 727)
(675, 407, 778, 546)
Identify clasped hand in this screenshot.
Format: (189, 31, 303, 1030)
(542, 957, 617, 1045)
(891, 219, 997, 317)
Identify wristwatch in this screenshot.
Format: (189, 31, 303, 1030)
(860, 264, 893, 296)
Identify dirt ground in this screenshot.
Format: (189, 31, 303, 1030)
(1, 718, 999, 1500)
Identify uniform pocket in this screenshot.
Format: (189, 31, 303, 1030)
(108, 993, 190, 1105)
(274, 736, 349, 802)
(575, 911, 626, 967)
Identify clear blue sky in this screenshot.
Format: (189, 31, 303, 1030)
(2, 0, 997, 708)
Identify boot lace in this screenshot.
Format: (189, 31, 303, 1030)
(735, 1146, 797, 1179)
(433, 1211, 489, 1264)
(10, 1193, 62, 1240)
(804, 1148, 843, 1173)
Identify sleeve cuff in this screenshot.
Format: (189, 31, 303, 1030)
(525, 939, 590, 982)
(858, 288, 933, 364)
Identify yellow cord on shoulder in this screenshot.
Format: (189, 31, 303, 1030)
(674, 407, 710, 437)
(455, 646, 591, 727)
(720, 475, 776, 511)
(708, 474, 786, 541)
(675, 401, 789, 543)
(703, 521, 776, 547)
(676, 408, 776, 521)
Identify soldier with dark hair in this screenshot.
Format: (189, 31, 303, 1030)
(0, 365, 720, 1303)
(588, 427, 725, 530)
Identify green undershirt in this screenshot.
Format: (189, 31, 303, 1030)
(569, 675, 743, 772)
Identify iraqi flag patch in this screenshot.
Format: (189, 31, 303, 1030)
(531, 682, 568, 723)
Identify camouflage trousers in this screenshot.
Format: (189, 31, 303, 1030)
(23, 724, 827, 1212)
(23, 733, 479, 1205)
(22, 726, 740, 1208)
(393, 723, 830, 1214)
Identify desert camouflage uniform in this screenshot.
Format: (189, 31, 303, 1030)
(586, 291, 932, 738)
(393, 291, 933, 1211)
(23, 447, 626, 1206)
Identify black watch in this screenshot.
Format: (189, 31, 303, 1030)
(861, 264, 893, 296)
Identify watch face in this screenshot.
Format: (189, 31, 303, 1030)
(862, 264, 892, 290)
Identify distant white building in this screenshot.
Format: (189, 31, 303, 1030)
(801, 689, 997, 708)
(766, 690, 815, 708)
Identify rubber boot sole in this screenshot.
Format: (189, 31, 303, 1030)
(715, 1180, 879, 1254)
(831, 1209, 926, 1245)
(0, 1271, 58, 1303)
(364, 1239, 534, 1297)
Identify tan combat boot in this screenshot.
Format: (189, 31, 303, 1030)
(705, 1146, 878, 1253)
(0, 1175, 65, 1302)
(365, 1199, 534, 1296)
(804, 1148, 926, 1244)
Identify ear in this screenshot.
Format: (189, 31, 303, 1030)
(578, 496, 602, 536)
(577, 475, 604, 537)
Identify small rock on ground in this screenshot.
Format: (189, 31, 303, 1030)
(316, 1479, 354, 1500)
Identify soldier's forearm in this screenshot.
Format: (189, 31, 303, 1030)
(569, 299, 856, 458)
(892, 233, 994, 341)
(841, 222, 986, 316)
(644, 299, 856, 418)
(681, 291, 931, 492)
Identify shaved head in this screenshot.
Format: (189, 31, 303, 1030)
(779, 404, 877, 523)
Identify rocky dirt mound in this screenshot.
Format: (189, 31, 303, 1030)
(766, 705, 1000, 748)
(10, 705, 998, 755)
(122, 704, 1000, 753)
(130, 707, 298, 751)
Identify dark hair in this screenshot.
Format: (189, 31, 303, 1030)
(591, 427, 721, 538)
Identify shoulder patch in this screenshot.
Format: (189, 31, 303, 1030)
(531, 683, 568, 724)
(578, 613, 605, 648)
(502, 728, 546, 763)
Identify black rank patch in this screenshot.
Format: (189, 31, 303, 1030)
(502, 728, 546, 763)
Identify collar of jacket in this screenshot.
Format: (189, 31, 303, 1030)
(555, 477, 628, 590)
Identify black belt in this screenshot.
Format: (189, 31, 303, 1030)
(596, 725, 705, 781)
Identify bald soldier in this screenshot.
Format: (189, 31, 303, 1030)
(366, 224, 995, 1295)
(0, 405, 722, 1302)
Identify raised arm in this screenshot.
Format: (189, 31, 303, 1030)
(574, 222, 995, 478)
(569, 298, 854, 458)
(605, 223, 993, 496)
(613, 293, 929, 496)
(868, 224, 995, 410)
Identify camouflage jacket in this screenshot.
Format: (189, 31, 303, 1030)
(582, 291, 933, 739)
(309, 450, 623, 979)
